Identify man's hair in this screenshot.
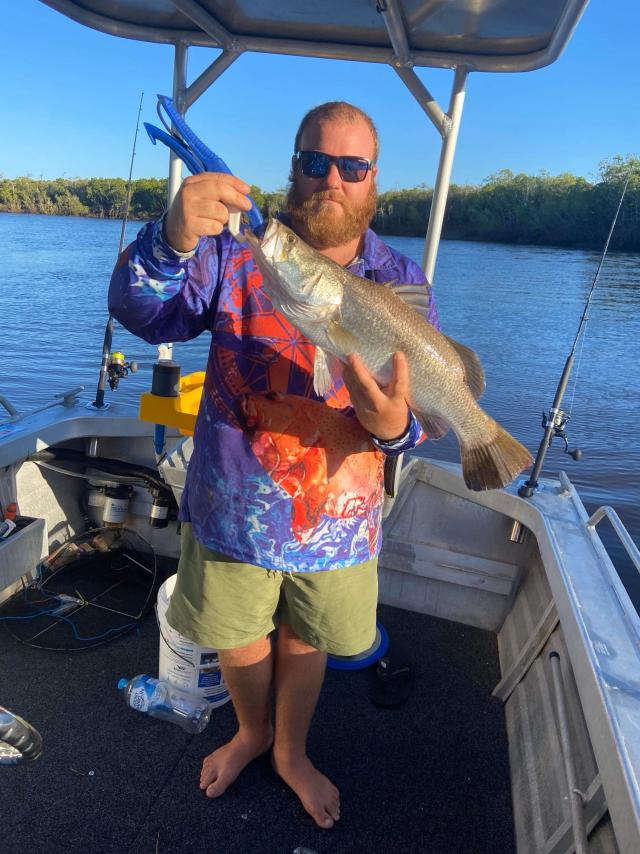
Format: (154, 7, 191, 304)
(294, 101, 379, 162)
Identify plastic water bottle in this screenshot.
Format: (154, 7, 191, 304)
(117, 675, 212, 734)
(0, 706, 44, 764)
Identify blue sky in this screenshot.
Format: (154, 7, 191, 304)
(3, 1, 638, 192)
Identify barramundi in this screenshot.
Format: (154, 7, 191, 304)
(244, 218, 532, 491)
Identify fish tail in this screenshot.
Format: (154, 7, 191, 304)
(460, 424, 532, 491)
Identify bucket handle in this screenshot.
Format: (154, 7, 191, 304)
(154, 602, 198, 669)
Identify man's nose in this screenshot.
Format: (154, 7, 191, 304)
(320, 161, 342, 188)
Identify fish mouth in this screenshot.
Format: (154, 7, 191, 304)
(259, 219, 288, 263)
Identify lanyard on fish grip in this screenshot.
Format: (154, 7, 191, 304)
(144, 94, 263, 234)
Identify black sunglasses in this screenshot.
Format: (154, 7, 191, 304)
(295, 150, 374, 183)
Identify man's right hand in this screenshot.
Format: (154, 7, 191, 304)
(164, 172, 253, 253)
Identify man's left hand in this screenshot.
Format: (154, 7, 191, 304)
(342, 352, 410, 441)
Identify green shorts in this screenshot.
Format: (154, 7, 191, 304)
(165, 524, 378, 656)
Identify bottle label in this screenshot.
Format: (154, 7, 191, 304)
(129, 677, 156, 712)
(104, 497, 129, 522)
(150, 504, 169, 520)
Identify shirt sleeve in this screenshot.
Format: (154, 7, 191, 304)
(370, 409, 425, 456)
(107, 215, 224, 345)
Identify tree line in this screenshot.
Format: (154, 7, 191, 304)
(1, 156, 638, 250)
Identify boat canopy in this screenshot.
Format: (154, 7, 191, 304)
(38, 0, 589, 283)
(41, 0, 588, 73)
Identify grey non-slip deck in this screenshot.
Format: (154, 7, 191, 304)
(1, 596, 514, 854)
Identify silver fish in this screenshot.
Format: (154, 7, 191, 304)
(245, 218, 532, 491)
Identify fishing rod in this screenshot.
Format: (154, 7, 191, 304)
(518, 171, 631, 498)
(89, 92, 144, 410)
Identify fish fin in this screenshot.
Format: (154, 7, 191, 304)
(281, 299, 339, 323)
(460, 424, 532, 491)
(415, 412, 450, 440)
(326, 320, 361, 356)
(442, 335, 486, 400)
(383, 282, 434, 324)
(313, 348, 333, 397)
(326, 351, 344, 385)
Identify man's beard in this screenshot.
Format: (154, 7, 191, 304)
(285, 176, 377, 250)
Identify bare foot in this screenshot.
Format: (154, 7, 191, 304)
(200, 727, 273, 798)
(272, 750, 340, 829)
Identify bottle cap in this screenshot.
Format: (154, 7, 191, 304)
(117, 678, 127, 690)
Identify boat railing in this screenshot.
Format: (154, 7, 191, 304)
(0, 396, 19, 418)
(587, 506, 640, 576)
(0, 387, 85, 428)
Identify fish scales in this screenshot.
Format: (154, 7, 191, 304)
(338, 274, 494, 443)
(245, 218, 532, 491)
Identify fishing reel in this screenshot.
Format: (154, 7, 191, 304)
(542, 407, 583, 461)
(107, 352, 138, 390)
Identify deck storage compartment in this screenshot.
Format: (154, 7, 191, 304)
(0, 516, 48, 603)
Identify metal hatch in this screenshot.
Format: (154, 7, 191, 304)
(40, 0, 588, 72)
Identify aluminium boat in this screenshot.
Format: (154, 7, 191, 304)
(2, 2, 640, 852)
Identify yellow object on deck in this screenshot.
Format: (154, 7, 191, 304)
(139, 371, 205, 436)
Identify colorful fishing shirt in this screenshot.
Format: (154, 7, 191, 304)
(109, 217, 439, 571)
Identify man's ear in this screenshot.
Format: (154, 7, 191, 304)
(289, 155, 298, 183)
(372, 164, 379, 179)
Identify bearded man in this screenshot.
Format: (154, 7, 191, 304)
(109, 101, 438, 830)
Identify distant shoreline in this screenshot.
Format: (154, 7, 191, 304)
(0, 209, 624, 255)
(2, 159, 638, 251)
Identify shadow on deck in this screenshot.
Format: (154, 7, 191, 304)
(1, 596, 514, 854)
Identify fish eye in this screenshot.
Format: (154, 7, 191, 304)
(285, 233, 296, 245)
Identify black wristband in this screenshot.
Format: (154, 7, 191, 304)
(371, 415, 411, 445)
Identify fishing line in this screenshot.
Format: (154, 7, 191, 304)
(568, 318, 589, 417)
(90, 92, 144, 410)
(519, 170, 633, 497)
(567, 173, 631, 415)
(569, 172, 631, 360)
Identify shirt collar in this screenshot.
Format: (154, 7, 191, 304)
(359, 228, 397, 274)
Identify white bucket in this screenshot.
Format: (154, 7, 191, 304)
(157, 574, 230, 709)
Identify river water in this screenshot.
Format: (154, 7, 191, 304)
(1, 213, 639, 599)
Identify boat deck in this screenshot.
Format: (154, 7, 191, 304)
(1, 589, 514, 853)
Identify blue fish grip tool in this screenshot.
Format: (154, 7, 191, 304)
(144, 94, 263, 233)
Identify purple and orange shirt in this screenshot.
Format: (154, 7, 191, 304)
(109, 217, 439, 571)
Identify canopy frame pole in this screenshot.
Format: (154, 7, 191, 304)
(377, 0, 467, 284)
(161, 39, 189, 364)
(184, 50, 241, 110)
(171, 0, 241, 52)
(168, 40, 189, 206)
(164, 6, 245, 360)
(375, 0, 411, 65)
(378, 0, 447, 133)
(421, 65, 468, 284)
(394, 66, 448, 134)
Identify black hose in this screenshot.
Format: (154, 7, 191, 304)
(30, 448, 175, 500)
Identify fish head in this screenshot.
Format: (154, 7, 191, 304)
(246, 219, 343, 317)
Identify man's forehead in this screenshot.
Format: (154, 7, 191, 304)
(300, 117, 375, 153)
